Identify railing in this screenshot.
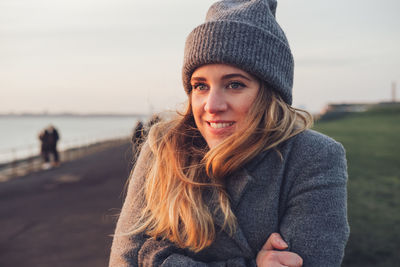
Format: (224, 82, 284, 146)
(0, 135, 131, 182)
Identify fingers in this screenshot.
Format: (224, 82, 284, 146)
(277, 251, 303, 267)
(257, 250, 303, 267)
(257, 233, 303, 267)
(262, 233, 288, 251)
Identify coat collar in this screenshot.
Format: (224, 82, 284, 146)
(205, 168, 255, 258)
(226, 168, 254, 210)
(203, 150, 274, 258)
(217, 150, 274, 257)
(226, 168, 255, 257)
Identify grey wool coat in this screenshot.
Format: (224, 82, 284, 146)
(109, 130, 350, 266)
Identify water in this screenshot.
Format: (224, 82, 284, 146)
(0, 115, 146, 164)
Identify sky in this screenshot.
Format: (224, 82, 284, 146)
(1, 0, 399, 114)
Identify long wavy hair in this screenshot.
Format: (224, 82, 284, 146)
(127, 83, 313, 252)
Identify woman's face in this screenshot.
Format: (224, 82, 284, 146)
(190, 64, 260, 149)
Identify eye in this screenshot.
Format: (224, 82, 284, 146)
(192, 83, 208, 91)
(227, 81, 245, 89)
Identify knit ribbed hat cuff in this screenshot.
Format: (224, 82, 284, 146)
(183, 20, 294, 105)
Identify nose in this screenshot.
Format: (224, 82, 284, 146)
(204, 87, 227, 113)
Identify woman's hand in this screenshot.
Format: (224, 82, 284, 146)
(256, 233, 303, 267)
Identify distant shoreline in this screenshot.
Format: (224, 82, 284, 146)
(0, 113, 148, 118)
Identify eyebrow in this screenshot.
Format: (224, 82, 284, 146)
(191, 73, 251, 83)
(190, 77, 207, 82)
(221, 73, 251, 81)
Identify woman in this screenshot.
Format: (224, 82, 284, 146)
(109, 0, 349, 266)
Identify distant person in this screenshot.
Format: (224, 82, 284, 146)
(132, 120, 145, 159)
(143, 114, 162, 140)
(47, 125, 60, 167)
(38, 128, 51, 169)
(132, 117, 162, 160)
(110, 1, 349, 266)
(147, 114, 161, 129)
(39, 125, 60, 169)
(132, 120, 144, 145)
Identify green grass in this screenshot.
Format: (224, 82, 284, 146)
(313, 107, 400, 267)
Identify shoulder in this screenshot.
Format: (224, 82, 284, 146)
(281, 130, 345, 163)
(244, 129, 347, 183)
(278, 130, 348, 191)
(287, 129, 343, 154)
(247, 130, 345, 169)
(282, 129, 346, 170)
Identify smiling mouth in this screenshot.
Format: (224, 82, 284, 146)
(208, 122, 235, 129)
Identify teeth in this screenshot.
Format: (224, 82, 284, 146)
(209, 122, 234, 129)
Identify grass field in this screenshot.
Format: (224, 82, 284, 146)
(313, 105, 400, 267)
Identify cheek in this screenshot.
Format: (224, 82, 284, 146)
(191, 95, 203, 118)
(191, 99, 203, 131)
(236, 94, 257, 116)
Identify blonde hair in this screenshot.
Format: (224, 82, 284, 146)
(127, 83, 313, 252)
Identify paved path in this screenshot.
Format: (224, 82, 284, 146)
(0, 142, 133, 267)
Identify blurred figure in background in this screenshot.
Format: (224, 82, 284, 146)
(132, 120, 145, 160)
(132, 116, 163, 161)
(47, 125, 60, 167)
(132, 120, 144, 146)
(38, 125, 60, 169)
(38, 128, 51, 169)
(147, 114, 161, 129)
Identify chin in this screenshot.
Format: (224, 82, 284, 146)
(206, 138, 225, 149)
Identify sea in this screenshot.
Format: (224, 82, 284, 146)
(0, 114, 147, 164)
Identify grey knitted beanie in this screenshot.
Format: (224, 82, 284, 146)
(182, 0, 294, 105)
